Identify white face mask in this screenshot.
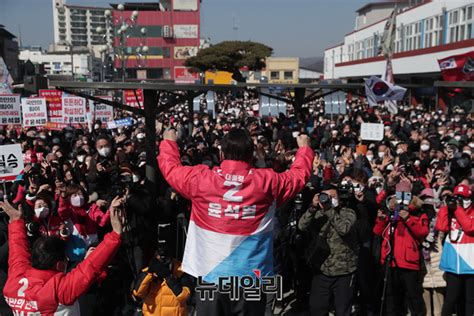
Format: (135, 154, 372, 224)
(70, 195, 84, 207)
(77, 155, 85, 163)
(193, 120, 199, 126)
(35, 207, 49, 219)
(334, 145, 340, 151)
(378, 152, 385, 159)
(98, 147, 111, 157)
(366, 155, 374, 162)
(462, 199, 472, 209)
(137, 133, 145, 140)
(396, 148, 403, 155)
(420, 144, 430, 152)
(331, 198, 339, 208)
(454, 135, 461, 141)
(454, 117, 461, 122)
(133, 174, 140, 183)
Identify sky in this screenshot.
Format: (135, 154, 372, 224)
(0, 0, 373, 58)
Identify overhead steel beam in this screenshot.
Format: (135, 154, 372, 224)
(57, 87, 144, 115)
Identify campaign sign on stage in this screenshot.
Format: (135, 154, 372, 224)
(0, 95, 21, 126)
(107, 117, 133, 129)
(62, 97, 86, 126)
(360, 123, 384, 141)
(22, 98, 48, 127)
(0, 144, 24, 182)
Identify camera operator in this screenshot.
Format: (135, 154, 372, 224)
(373, 179, 428, 316)
(341, 169, 379, 315)
(435, 183, 474, 316)
(87, 134, 119, 201)
(298, 184, 358, 316)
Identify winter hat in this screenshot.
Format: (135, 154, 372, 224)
(396, 179, 412, 193)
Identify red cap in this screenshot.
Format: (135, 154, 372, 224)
(454, 184, 472, 198)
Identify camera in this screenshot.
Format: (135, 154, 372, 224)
(319, 192, 331, 205)
(294, 193, 304, 211)
(445, 195, 458, 214)
(338, 181, 354, 200)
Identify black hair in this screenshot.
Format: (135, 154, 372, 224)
(31, 236, 67, 270)
(221, 129, 254, 163)
(96, 134, 111, 143)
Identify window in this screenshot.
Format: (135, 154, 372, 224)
(284, 71, 293, 80)
(147, 68, 164, 79)
(270, 71, 279, 80)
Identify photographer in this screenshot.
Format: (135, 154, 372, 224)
(87, 134, 119, 201)
(298, 184, 358, 316)
(435, 183, 474, 316)
(373, 179, 429, 316)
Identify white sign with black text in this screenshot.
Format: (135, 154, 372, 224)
(0, 144, 24, 181)
(360, 123, 385, 141)
(22, 97, 48, 127)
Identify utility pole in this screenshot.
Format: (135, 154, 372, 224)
(232, 16, 239, 40)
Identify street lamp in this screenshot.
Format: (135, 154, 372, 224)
(95, 4, 148, 82)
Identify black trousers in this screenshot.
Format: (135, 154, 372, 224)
(309, 273, 356, 316)
(383, 267, 424, 316)
(442, 272, 474, 316)
(196, 291, 266, 316)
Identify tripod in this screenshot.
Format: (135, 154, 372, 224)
(380, 212, 398, 316)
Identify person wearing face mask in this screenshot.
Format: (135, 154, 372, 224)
(57, 184, 113, 263)
(299, 184, 359, 316)
(26, 191, 69, 241)
(435, 183, 474, 316)
(87, 134, 118, 201)
(0, 196, 123, 316)
(373, 180, 429, 316)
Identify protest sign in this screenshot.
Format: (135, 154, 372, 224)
(0, 144, 24, 182)
(62, 97, 86, 126)
(0, 95, 21, 125)
(360, 123, 384, 141)
(107, 117, 133, 129)
(123, 90, 143, 108)
(39, 89, 63, 123)
(22, 98, 48, 127)
(90, 96, 114, 124)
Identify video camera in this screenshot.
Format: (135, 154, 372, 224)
(338, 180, 354, 200)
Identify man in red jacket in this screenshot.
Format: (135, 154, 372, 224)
(158, 128, 313, 316)
(0, 198, 124, 316)
(373, 180, 429, 316)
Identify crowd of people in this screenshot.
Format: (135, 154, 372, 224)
(0, 89, 472, 316)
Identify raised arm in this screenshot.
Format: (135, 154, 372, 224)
(274, 135, 314, 206)
(454, 206, 474, 234)
(57, 208, 123, 305)
(0, 201, 30, 278)
(157, 130, 206, 200)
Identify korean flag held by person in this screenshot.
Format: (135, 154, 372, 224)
(364, 76, 406, 108)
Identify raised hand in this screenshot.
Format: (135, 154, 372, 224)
(0, 200, 22, 223)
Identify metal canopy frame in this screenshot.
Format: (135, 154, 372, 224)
(48, 80, 446, 199)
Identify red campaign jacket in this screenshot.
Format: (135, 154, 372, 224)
(158, 140, 314, 283)
(373, 210, 429, 270)
(57, 197, 110, 237)
(33, 215, 68, 240)
(3, 220, 121, 316)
